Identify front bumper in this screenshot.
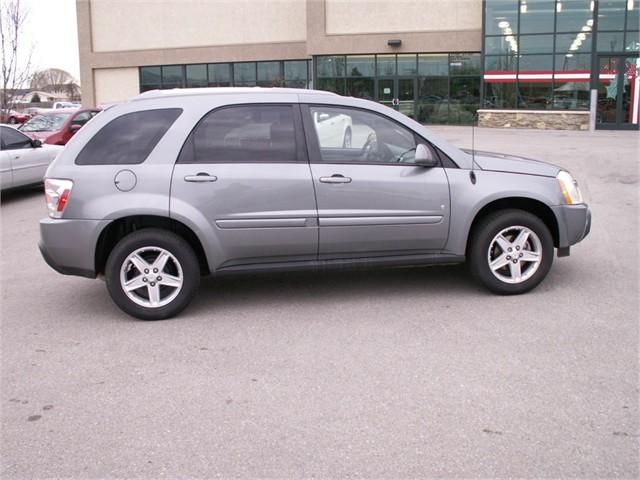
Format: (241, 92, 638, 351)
(550, 203, 591, 249)
(39, 217, 109, 279)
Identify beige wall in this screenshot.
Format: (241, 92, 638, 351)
(325, 0, 482, 35)
(94, 68, 140, 105)
(90, 0, 307, 52)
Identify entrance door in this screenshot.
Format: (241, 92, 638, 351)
(377, 78, 417, 118)
(597, 55, 640, 130)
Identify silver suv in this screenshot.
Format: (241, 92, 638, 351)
(39, 88, 591, 320)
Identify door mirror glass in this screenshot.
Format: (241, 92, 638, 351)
(414, 144, 438, 167)
(31, 139, 42, 148)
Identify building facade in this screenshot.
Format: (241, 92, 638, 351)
(77, 0, 639, 130)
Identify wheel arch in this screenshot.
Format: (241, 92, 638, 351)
(465, 197, 560, 255)
(95, 215, 210, 276)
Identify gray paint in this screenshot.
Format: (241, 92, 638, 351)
(39, 87, 590, 278)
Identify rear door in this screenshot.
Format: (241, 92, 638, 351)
(170, 104, 318, 270)
(302, 104, 450, 258)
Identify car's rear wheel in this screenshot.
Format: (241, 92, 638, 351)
(105, 228, 200, 320)
(8, 117, 17, 124)
(468, 209, 553, 295)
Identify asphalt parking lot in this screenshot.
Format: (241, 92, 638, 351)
(1, 126, 638, 478)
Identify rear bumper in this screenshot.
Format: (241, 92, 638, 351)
(39, 217, 109, 279)
(551, 203, 591, 249)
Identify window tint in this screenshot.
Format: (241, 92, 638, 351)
(1, 127, 32, 150)
(71, 111, 94, 127)
(309, 106, 425, 165)
(178, 105, 297, 164)
(75, 109, 182, 165)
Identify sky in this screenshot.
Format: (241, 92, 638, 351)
(19, 0, 80, 83)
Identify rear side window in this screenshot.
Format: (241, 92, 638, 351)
(75, 108, 182, 165)
(177, 105, 297, 163)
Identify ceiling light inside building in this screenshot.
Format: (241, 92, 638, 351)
(590, 0, 594, 11)
(521, 2, 528, 13)
(557, 2, 563, 12)
(498, 21, 510, 28)
(578, 33, 586, 40)
(628, 0, 634, 11)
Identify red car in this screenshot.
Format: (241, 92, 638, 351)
(19, 108, 101, 145)
(0, 109, 31, 124)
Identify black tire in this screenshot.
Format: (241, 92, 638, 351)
(342, 127, 352, 148)
(105, 228, 200, 320)
(468, 209, 554, 295)
(8, 117, 16, 124)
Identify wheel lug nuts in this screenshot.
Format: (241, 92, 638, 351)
(508, 247, 512, 252)
(519, 253, 523, 257)
(516, 246, 520, 251)
(142, 277, 148, 282)
(506, 255, 511, 260)
(157, 276, 162, 281)
(150, 282, 156, 287)
(512, 260, 517, 263)
(153, 268, 158, 273)
(144, 269, 149, 274)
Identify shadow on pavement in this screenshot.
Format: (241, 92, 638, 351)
(0, 185, 43, 205)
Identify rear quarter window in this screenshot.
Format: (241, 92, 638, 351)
(75, 108, 182, 165)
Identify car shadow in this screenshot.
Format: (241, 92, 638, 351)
(0, 185, 43, 205)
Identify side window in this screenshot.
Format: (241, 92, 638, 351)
(178, 105, 297, 164)
(75, 108, 182, 165)
(1, 127, 33, 150)
(309, 106, 422, 165)
(70, 111, 93, 127)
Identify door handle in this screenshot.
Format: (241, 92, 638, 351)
(184, 173, 217, 183)
(319, 174, 352, 184)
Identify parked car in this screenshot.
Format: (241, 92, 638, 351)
(39, 88, 591, 320)
(0, 125, 62, 191)
(0, 109, 31, 124)
(53, 101, 81, 109)
(19, 108, 100, 145)
(313, 110, 352, 147)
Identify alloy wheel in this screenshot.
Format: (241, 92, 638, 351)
(487, 226, 542, 284)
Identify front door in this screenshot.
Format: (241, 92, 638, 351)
(377, 78, 417, 119)
(596, 55, 640, 130)
(170, 104, 318, 270)
(302, 104, 450, 259)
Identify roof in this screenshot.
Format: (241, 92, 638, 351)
(132, 87, 338, 102)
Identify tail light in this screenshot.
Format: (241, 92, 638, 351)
(44, 179, 73, 218)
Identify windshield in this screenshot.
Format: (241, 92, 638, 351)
(20, 113, 71, 132)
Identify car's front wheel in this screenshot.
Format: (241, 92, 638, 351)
(105, 228, 200, 320)
(8, 117, 17, 124)
(468, 209, 554, 295)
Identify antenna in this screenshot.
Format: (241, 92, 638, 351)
(470, 113, 477, 185)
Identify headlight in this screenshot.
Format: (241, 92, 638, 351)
(557, 170, 583, 205)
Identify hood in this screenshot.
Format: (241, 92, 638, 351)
(463, 149, 562, 177)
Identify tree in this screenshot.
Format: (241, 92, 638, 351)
(0, 0, 32, 111)
(30, 91, 39, 103)
(30, 68, 80, 101)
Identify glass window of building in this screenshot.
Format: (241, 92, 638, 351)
(418, 54, 449, 76)
(377, 55, 396, 76)
(257, 62, 283, 87)
(284, 60, 309, 88)
(233, 62, 256, 86)
(208, 63, 231, 87)
(140, 66, 161, 92)
(598, 0, 627, 30)
(161, 65, 184, 88)
(485, 0, 519, 35)
(346, 55, 375, 77)
(317, 56, 345, 78)
(520, 0, 556, 33)
(556, 0, 595, 32)
(397, 54, 418, 75)
(186, 64, 207, 88)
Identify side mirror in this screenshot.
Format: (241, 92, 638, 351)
(69, 124, 82, 134)
(414, 144, 438, 168)
(31, 139, 42, 148)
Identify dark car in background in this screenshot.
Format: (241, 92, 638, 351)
(19, 108, 101, 145)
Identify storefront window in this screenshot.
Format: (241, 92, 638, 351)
(519, 34, 555, 53)
(397, 54, 418, 75)
(556, 0, 596, 32)
(598, 0, 627, 30)
(186, 64, 207, 88)
(161, 65, 184, 88)
(377, 55, 396, 76)
(140, 66, 161, 92)
(346, 55, 375, 77)
(317, 56, 345, 77)
(418, 54, 449, 76)
(233, 62, 256, 86)
(520, 0, 556, 33)
(257, 62, 282, 87)
(485, 0, 519, 36)
(208, 63, 230, 87)
(284, 60, 308, 88)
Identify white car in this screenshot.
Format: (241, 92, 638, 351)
(313, 110, 353, 148)
(52, 102, 80, 110)
(0, 125, 62, 191)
